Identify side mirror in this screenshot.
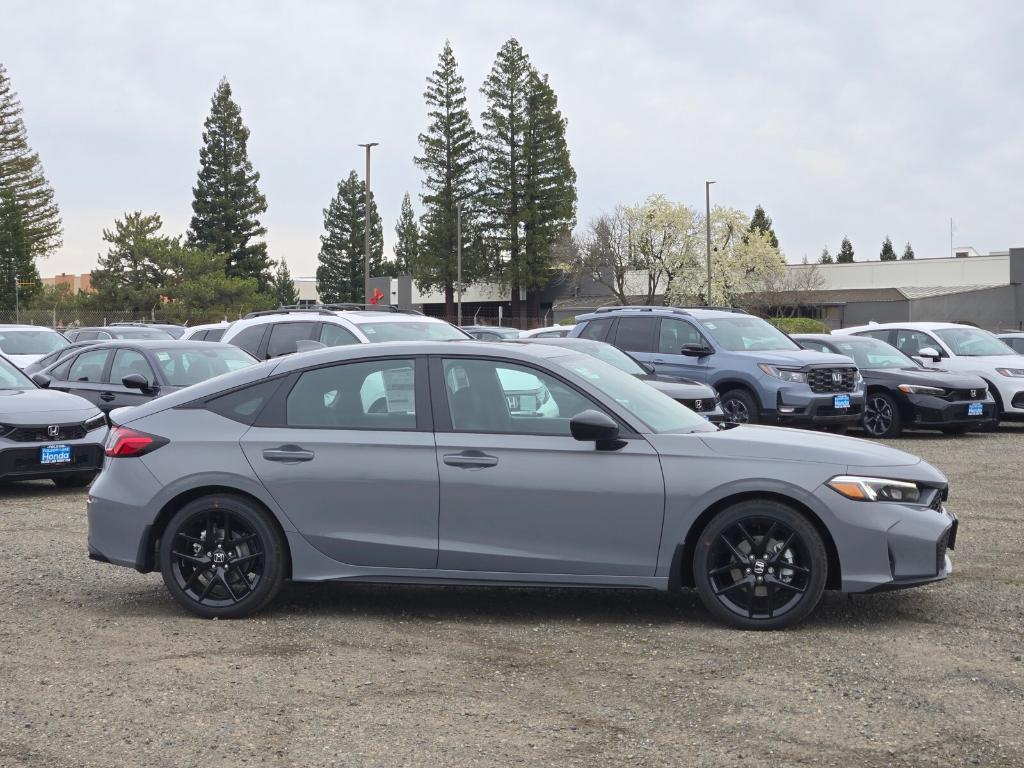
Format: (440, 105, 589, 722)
(680, 343, 712, 357)
(121, 373, 151, 391)
(31, 373, 52, 388)
(917, 347, 941, 362)
(570, 409, 623, 449)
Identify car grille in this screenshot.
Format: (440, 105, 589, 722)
(2, 424, 89, 442)
(807, 367, 858, 393)
(679, 397, 718, 413)
(944, 388, 987, 401)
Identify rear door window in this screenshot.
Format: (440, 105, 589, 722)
(318, 323, 359, 347)
(286, 359, 418, 430)
(267, 322, 315, 358)
(613, 317, 656, 353)
(68, 349, 111, 383)
(231, 325, 268, 358)
(578, 318, 612, 341)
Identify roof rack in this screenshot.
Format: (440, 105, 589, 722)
(242, 303, 423, 320)
(673, 305, 749, 314)
(592, 305, 692, 316)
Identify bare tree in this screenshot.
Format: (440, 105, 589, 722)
(569, 207, 642, 305)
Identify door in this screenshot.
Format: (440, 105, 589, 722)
(609, 316, 658, 369)
(432, 356, 665, 576)
(649, 317, 711, 381)
(241, 357, 439, 569)
(100, 348, 158, 411)
(50, 348, 112, 407)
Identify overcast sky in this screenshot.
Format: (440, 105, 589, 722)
(4, 0, 1023, 277)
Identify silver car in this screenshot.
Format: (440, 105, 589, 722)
(87, 341, 957, 630)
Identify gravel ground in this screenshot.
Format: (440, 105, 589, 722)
(1, 425, 1022, 768)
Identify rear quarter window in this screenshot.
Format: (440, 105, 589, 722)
(205, 379, 282, 425)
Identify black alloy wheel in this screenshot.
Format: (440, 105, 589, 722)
(863, 392, 902, 438)
(720, 389, 758, 424)
(693, 500, 827, 630)
(160, 494, 285, 619)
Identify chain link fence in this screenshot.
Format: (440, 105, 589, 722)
(0, 307, 244, 330)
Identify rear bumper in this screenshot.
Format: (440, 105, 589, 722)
(0, 442, 104, 481)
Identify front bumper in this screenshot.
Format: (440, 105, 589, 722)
(774, 390, 865, 426)
(906, 394, 995, 429)
(0, 441, 104, 481)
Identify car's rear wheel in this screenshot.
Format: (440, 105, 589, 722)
(693, 500, 827, 630)
(52, 473, 95, 489)
(863, 392, 902, 438)
(720, 389, 758, 424)
(159, 494, 286, 619)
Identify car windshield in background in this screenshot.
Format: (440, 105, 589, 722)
(556, 353, 715, 434)
(698, 316, 801, 352)
(153, 347, 256, 387)
(571, 341, 647, 376)
(935, 328, 1015, 357)
(0, 329, 68, 355)
(359, 321, 470, 342)
(113, 329, 174, 340)
(0, 356, 35, 389)
(832, 338, 918, 369)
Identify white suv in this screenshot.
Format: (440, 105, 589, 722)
(836, 321, 1024, 421)
(220, 306, 471, 360)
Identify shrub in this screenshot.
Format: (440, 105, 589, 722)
(769, 317, 830, 334)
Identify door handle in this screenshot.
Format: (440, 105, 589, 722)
(263, 446, 315, 462)
(443, 452, 499, 469)
(99, 392, 116, 402)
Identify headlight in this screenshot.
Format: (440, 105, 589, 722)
(84, 413, 107, 431)
(758, 363, 806, 383)
(897, 384, 947, 396)
(854, 370, 863, 385)
(827, 475, 921, 503)
(995, 368, 1024, 378)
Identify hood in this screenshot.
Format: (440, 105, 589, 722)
(698, 424, 921, 467)
(638, 375, 716, 399)
(953, 354, 1024, 365)
(735, 349, 856, 368)
(0, 388, 100, 425)
(6, 353, 43, 368)
(863, 367, 988, 389)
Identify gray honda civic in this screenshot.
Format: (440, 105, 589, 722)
(87, 341, 957, 629)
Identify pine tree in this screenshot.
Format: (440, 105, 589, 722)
(880, 235, 896, 261)
(413, 41, 481, 318)
(902, 241, 915, 260)
(0, 63, 62, 283)
(521, 69, 576, 321)
(90, 212, 173, 312)
(316, 171, 383, 304)
(747, 205, 779, 249)
(819, 247, 834, 264)
(479, 38, 533, 323)
(269, 258, 299, 306)
(0, 188, 38, 308)
(837, 236, 855, 263)
(187, 78, 270, 290)
(393, 192, 419, 275)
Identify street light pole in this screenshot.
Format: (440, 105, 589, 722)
(705, 180, 716, 306)
(456, 201, 463, 326)
(358, 142, 379, 304)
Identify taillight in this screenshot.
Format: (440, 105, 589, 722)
(104, 426, 168, 457)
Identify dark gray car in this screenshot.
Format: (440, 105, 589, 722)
(87, 341, 956, 630)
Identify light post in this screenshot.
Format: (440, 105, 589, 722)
(456, 201, 463, 326)
(358, 142, 379, 304)
(705, 180, 716, 306)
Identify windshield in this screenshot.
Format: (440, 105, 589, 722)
(934, 328, 1015, 357)
(112, 329, 174, 340)
(698, 316, 800, 352)
(830, 338, 917, 369)
(557, 353, 715, 434)
(359, 321, 470, 342)
(154, 347, 256, 387)
(565, 341, 646, 375)
(0, 329, 68, 355)
(0, 356, 35, 389)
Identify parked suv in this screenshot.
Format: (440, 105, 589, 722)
(221, 305, 471, 360)
(837, 322, 1024, 422)
(570, 306, 865, 429)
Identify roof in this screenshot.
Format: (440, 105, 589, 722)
(839, 321, 972, 332)
(72, 339, 240, 351)
(0, 325, 64, 331)
(895, 284, 1004, 300)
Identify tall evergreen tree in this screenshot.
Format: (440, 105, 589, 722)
(413, 42, 481, 318)
(819, 246, 834, 264)
(837, 236, 855, 263)
(879, 235, 897, 261)
(316, 171, 383, 304)
(90, 212, 168, 311)
(0, 188, 38, 307)
(747, 205, 779, 249)
(187, 78, 270, 290)
(393, 192, 419, 275)
(521, 70, 576, 321)
(0, 63, 62, 281)
(269, 258, 299, 306)
(479, 38, 533, 323)
(902, 241, 915, 260)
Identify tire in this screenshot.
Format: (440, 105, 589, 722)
(159, 494, 286, 619)
(692, 500, 827, 630)
(52, 473, 96, 489)
(720, 388, 759, 425)
(862, 392, 902, 438)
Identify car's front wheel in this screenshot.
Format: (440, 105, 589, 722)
(693, 500, 827, 630)
(863, 392, 902, 438)
(159, 494, 286, 619)
(720, 389, 758, 424)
